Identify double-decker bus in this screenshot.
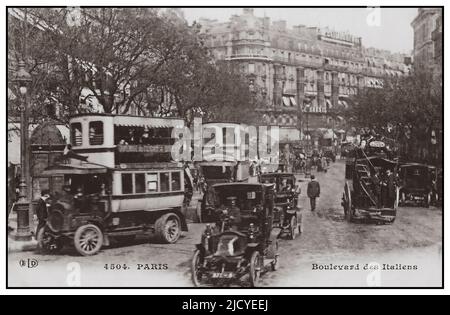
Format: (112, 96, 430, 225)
(39, 113, 191, 256)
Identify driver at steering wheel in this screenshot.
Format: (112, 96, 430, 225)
(215, 196, 241, 230)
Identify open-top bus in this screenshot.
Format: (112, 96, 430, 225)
(342, 138, 399, 223)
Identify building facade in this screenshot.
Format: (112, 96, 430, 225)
(199, 8, 410, 142)
(411, 8, 442, 74)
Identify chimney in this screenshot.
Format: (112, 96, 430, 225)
(243, 8, 254, 15)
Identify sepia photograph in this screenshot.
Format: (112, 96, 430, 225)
(5, 5, 443, 289)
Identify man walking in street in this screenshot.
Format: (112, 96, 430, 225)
(307, 175, 320, 211)
(35, 189, 51, 236)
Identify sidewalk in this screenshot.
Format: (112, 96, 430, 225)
(8, 212, 38, 252)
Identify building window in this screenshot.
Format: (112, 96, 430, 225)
(248, 63, 255, 73)
(121, 173, 133, 194)
(147, 173, 158, 192)
(135, 173, 146, 193)
(171, 172, 181, 191)
(160, 172, 170, 192)
(71, 123, 82, 146)
(89, 121, 104, 145)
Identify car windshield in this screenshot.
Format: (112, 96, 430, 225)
(260, 175, 294, 192)
(201, 165, 233, 180)
(403, 167, 429, 187)
(212, 186, 263, 211)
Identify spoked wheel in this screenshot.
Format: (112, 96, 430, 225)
(155, 213, 181, 244)
(191, 249, 203, 287)
(249, 251, 262, 287)
(298, 212, 303, 234)
(344, 184, 353, 222)
(289, 216, 297, 240)
(37, 227, 63, 254)
(271, 254, 280, 271)
(424, 193, 430, 208)
(74, 224, 103, 256)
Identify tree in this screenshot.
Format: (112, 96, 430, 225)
(8, 8, 261, 126)
(344, 70, 442, 162)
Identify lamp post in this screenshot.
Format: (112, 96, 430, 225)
(12, 60, 32, 241)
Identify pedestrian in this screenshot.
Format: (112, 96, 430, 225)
(35, 189, 51, 236)
(385, 169, 397, 207)
(307, 175, 320, 211)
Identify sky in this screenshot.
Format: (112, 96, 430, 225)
(182, 8, 418, 54)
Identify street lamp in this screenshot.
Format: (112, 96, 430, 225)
(12, 60, 32, 241)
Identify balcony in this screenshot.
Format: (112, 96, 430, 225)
(272, 56, 323, 68)
(226, 54, 271, 61)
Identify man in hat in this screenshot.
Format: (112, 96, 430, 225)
(307, 175, 320, 211)
(226, 196, 241, 225)
(35, 189, 51, 236)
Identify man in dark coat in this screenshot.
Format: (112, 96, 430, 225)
(385, 169, 397, 207)
(35, 189, 51, 235)
(307, 175, 320, 211)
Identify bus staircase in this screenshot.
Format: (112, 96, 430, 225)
(355, 164, 378, 207)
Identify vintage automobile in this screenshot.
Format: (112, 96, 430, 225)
(398, 163, 432, 207)
(259, 173, 302, 239)
(36, 114, 190, 256)
(342, 139, 399, 224)
(191, 183, 279, 287)
(198, 159, 250, 223)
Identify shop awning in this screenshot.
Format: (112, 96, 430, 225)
(42, 163, 108, 176)
(282, 96, 290, 107)
(326, 99, 332, 108)
(113, 116, 184, 128)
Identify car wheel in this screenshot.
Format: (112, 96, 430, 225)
(298, 218, 303, 234)
(344, 185, 353, 222)
(271, 255, 279, 271)
(191, 249, 203, 287)
(249, 251, 261, 287)
(74, 224, 103, 256)
(37, 227, 63, 254)
(155, 213, 181, 244)
(424, 194, 430, 208)
(289, 216, 297, 240)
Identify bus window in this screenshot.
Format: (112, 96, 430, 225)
(89, 121, 104, 145)
(71, 123, 82, 146)
(223, 127, 235, 145)
(160, 172, 170, 192)
(121, 173, 133, 194)
(203, 129, 216, 145)
(147, 173, 158, 192)
(171, 172, 181, 191)
(135, 173, 145, 193)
